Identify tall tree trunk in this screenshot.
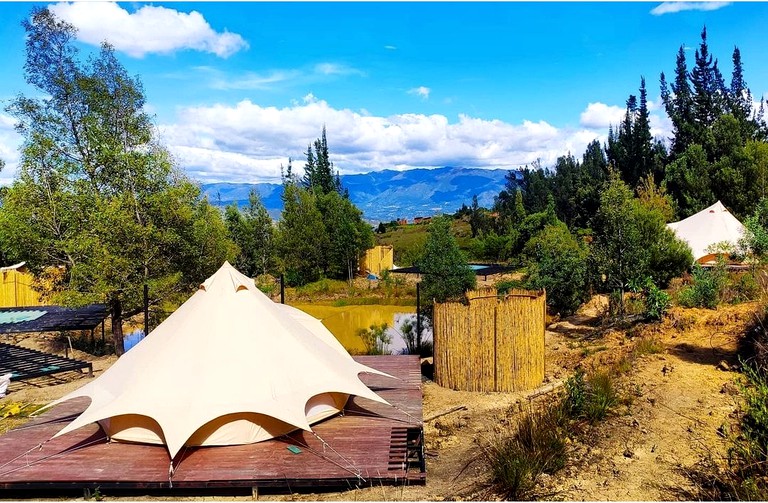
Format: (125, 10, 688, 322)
(111, 295, 124, 356)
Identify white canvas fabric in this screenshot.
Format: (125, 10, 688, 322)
(667, 200, 746, 263)
(45, 262, 390, 459)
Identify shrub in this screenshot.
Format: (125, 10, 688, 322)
(484, 403, 568, 500)
(584, 372, 619, 422)
(495, 278, 525, 295)
(643, 279, 671, 320)
(523, 221, 591, 315)
(722, 270, 761, 304)
(564, 368, 587, 417)
(563, 368, 618, 423)
(677, 263, 726, 309)
(255, 274, 277, 296)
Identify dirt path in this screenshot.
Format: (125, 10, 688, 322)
(537, 304, 753, 501)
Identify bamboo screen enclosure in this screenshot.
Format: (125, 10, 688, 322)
(432, 288, 546, 392)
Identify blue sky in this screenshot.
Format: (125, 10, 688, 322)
(0, 1, 766, 185)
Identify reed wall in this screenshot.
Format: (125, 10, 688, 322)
(433, 288, 545, 392)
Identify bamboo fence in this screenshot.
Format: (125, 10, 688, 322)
(433, 288, 545, 392)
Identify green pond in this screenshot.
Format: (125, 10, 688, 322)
(291, 304, 416, 354)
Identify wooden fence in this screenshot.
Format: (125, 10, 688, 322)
(433, 288, 545, 392)
(0, 267, 41, 308)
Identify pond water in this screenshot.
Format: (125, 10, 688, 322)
(292, 304, 430, 355)
(123, 329, 145, 352)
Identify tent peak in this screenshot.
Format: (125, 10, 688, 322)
(199, 262, 256, 293)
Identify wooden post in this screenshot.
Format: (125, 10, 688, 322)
(416, 282, 421, 353)
(143, 283, 149, 336)
(280, 274, 285, 304)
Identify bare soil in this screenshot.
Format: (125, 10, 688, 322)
(0, 298, 758, 501)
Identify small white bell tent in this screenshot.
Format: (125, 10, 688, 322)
(43, 262, 391, 460)
(667, 201, 746, 264)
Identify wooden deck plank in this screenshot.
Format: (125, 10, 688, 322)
(0, 355, 424, 492)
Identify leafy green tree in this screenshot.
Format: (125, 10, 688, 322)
(319, 190, 374, 282)
(0, 8, 235, 354)
(225, 189, 276, 277)
(523, 221, 590, 315)
(277, 182, 329, 285)
(518, 194, 559, 251)
(742, 197, 768, 257)
(469, 194, 489, 238)
(592, 172, 691, 315)
(574, 139, 609, 229)
(419, 215, 476, 305)
(520, 164, 554, 214)
(279, 130, 371, 284)
(744, 141, 768, 204)
(493, 184, 526, 236)
(664, 143, 714, 217)
(549, 154, 580, 226)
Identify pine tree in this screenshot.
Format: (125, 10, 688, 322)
(634, 77, 654, 182)
(661, 46, 696, 157)
(302, 126, 340, 195)
(691, 27, 726, 137)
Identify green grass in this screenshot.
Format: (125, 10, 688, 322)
(634, 336, 665, 356)
(331, 297, 416, 307)
(376, 219, 479, 264)
(484, 403, 568, 500)
(483, 368, 623, 499)
(295, 278, 349, 297)
(564, 368, 619, 423)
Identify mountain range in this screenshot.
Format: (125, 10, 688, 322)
(201, 166, 521, 223)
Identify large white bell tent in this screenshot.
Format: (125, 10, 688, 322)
(667, 200, 746, 264)
(44, 262, 391, 460)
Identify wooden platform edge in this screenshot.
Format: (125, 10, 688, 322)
(0, 355, 425, 495)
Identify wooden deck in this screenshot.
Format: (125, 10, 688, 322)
(0, 355, 425, 494)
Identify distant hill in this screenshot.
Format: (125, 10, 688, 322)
(201, 166, 521, 222)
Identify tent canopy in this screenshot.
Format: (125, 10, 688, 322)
(667, 200, 746, 263)
(45, 262, 391, 459)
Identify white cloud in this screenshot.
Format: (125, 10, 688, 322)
(408, 86, 431, 100)
(650, 2, 731, 16)
(209, 70, 300, 91)
(384, 45, 397, 50)
(0, 97, 677, 186)
(314, 63, 365, 77)
(580, 102, 625, 129)
(0, 114, 22, 185)
(49, 2, 248, 58)
(157, 97, 608, 183)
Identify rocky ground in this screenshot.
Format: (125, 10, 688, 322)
(0, 298, 758, 501)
